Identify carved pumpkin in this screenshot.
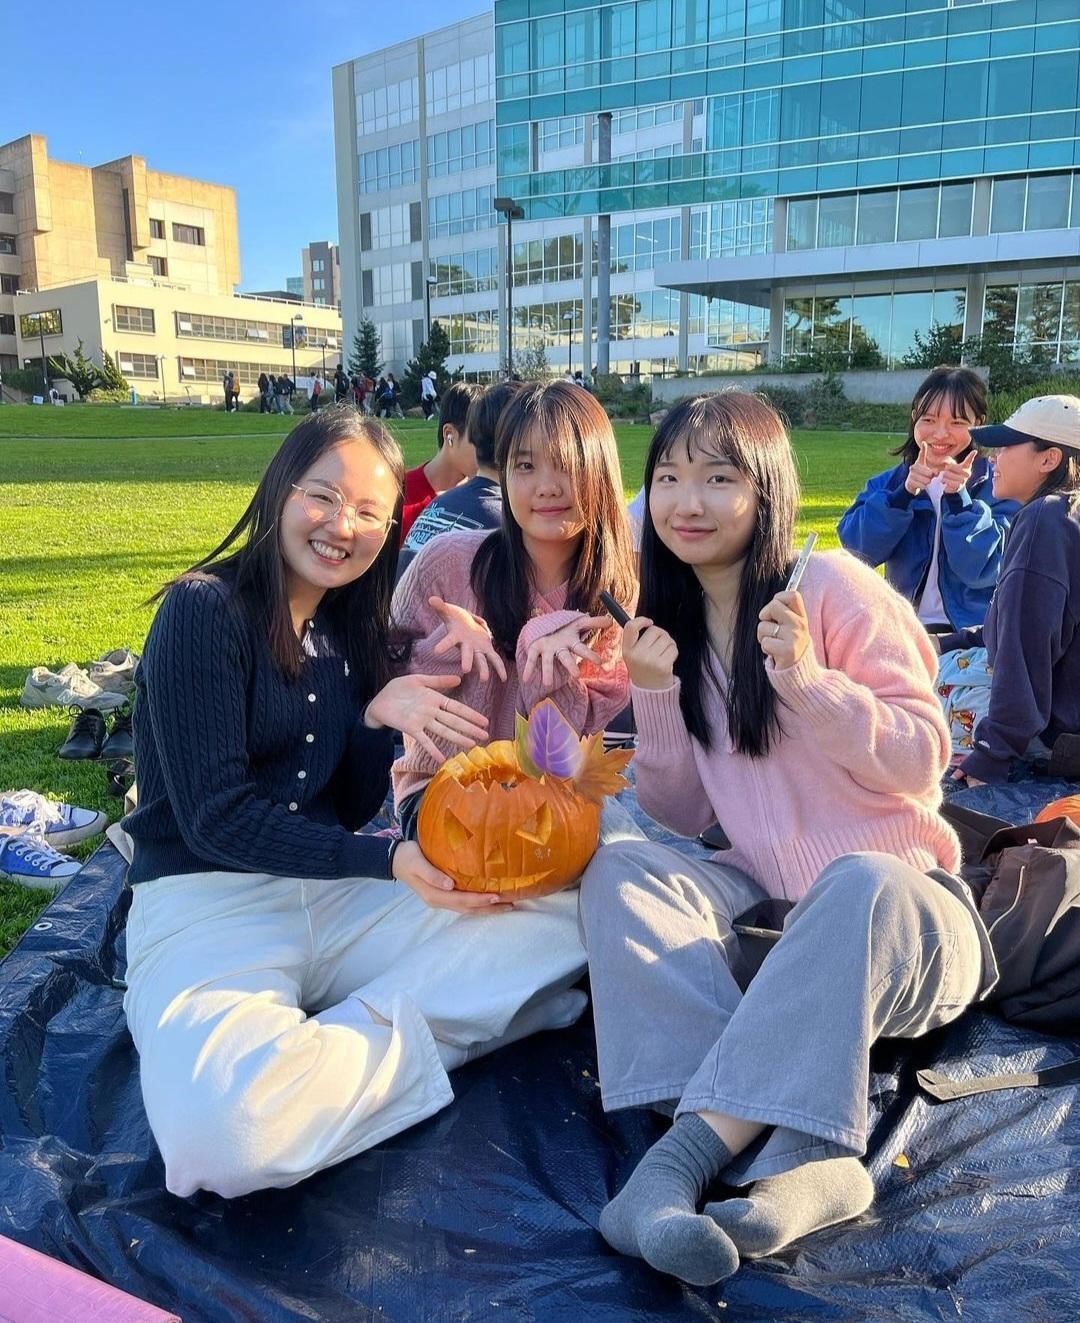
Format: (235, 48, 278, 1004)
(417, 700, 632, 899)
(1036, 795, 1080, 827)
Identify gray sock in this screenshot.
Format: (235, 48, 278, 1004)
(599, 1114, 739, 1285)
(705, 1157, 874, 1258)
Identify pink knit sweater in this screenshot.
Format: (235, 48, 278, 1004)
(632, 550, 960, 901)
(391, 529, 630, 807)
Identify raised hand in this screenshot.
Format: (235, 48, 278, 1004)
(904, 441, 937, 496)
(622, 617, 678, 690)
(757, 590, 811, 671)
(521, 615, 612, 689)
(365, 673, 489, 761)
(938, 448, 976, 495)
(428, 595, 508, 684)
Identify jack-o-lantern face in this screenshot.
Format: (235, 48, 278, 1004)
(417, 740, 601, 898)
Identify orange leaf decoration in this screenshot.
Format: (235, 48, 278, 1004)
(573, 731, 633, 804)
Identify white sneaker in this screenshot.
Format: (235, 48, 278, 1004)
(88, 648, 139, 695)
(0, 790, 107, 849)
(19, 664, 127, 711)
(0, 833, 82, 890)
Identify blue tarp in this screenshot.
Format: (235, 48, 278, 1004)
(1, 792, 1079, 1322)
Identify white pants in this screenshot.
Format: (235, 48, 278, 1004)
(123, 870, 587, 1199)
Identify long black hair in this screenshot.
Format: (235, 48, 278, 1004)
(470, 381, 637, 657)
(892, 365, 987, 465)
(156, 405, 405, 696)
(638, 392, 800, 757)
(1032, 439, 1080, 506)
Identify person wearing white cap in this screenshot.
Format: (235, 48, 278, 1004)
(941, 394, 1080, 784)
(420, 369, 439, 420)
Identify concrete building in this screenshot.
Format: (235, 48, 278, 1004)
(335, 2, 1080, 378)
(302, 241, 341, 309)
(0, 134, 341, 403)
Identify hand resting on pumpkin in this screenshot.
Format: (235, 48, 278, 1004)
(364, 673, 490, 763)
(428, 595, 508, 684)
(390, 840, 515, 912)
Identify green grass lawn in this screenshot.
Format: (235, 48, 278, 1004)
(0, 403, 900, 953)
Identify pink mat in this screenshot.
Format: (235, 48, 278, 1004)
(0, 1234, 180, 1322)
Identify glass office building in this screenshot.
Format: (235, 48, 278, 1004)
(335, 2, 1080, 375)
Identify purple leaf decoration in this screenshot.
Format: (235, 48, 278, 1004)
(526, 699, 583, 781)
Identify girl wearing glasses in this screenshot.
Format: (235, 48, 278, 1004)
(838, 366, 1016, 631)
(122, 409, 569, 1200)
(391, 380, 638, 840)
(576, 393, 991, 1286)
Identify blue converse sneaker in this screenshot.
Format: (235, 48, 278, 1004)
(0, 833, 82, 889)
(0, 790, 107, 849)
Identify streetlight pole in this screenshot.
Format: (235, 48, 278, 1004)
(33, 314, 47, 394)
(156, 354, 167, 406)
(563, 310, 574, 376)
(319, 339, 327, 382)
(289, 313, 303, 388)
(424, 275, 438, 341)
(494, 196, 524, 378)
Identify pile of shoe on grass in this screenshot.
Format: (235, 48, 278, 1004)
(0, 651, 138, 888)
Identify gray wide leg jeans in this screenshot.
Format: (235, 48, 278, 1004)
(579, 842, 997, 1184)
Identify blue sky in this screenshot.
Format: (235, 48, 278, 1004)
(4, 0, 482, 291)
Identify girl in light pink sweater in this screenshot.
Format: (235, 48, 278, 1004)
(580, 392, 995, 1287)
(392, 380, 637, 836)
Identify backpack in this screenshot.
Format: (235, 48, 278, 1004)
(916, 803, 1080, 1100)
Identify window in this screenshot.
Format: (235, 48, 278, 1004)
(149, 255, 168, 277)
(19, 308, 62, 338)
(428, 186, 496, 239)
(610, 217, 682, 273)
(445, 309, 499, 356)
(539, 117, 585, 153)
(430, 247, 498, 297)
(369, 203, 412, 248)
(358, 140, 420, 192)
(817, 194, 856, 248)
(0, 273, 17, 295)
(149, 218, 165, 239)
(1027, 175, 1071, 232)
(175, 309, 338, 346)
(425, 53, 494, 117)
(178, 357, 299, 385)
(855, 190, 897, 246)
(0, 234, 16, 255)
(0, 192, 13, 214)
(371, 263, 412, 305)
(118, 352, 159, 379)
(990, 177, 1026, 234)
(114, 304, 155, 333)
(0, 314, 14, 336)
(427, 120, 495, 178)
(172, 223, 205, 245)
(357, 76, 420, 133)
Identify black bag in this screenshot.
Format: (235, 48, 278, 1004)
(944, 802, 1080, 1032)
(918, 804, 1080, 1100)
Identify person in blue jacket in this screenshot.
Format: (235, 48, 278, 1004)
(942, 395, 1080, 785)
(838, 366, 1018, 630)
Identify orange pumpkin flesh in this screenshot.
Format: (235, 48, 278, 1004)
(417, 739, 600, 898)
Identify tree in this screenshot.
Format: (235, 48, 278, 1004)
(509, 341, 550, 382)
(99, 349, 131, 393)
(47, 339, 101, 399)
(401, 321, 452, 406)
(901, 322, 964, 370)
(348, 317, 384, 380)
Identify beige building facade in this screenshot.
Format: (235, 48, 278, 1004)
(0, 135, 342, 403)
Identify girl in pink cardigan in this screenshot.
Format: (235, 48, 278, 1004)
(391, 380, 637, 837)
(580, 392, 995, 1286)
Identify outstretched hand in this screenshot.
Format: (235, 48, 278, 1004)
(429, 595, 508, 683)
(521, 615, 612, 689)
(365, 673, 489, 761)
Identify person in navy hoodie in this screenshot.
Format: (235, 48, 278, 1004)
(941, 395, 1080, 785)
(838, 366, 1018, 631)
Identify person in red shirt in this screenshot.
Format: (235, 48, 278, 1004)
(400, 381, 482, 542)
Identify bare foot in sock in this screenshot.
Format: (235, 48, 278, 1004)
(599, 1114, 739, 1285)
(705, 1157, 873, 1258)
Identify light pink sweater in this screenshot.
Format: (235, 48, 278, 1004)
(391, 529, 630, 807)
(632, 550, 961, 901)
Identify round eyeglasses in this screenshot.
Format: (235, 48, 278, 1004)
(291, 483, 396, 537)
